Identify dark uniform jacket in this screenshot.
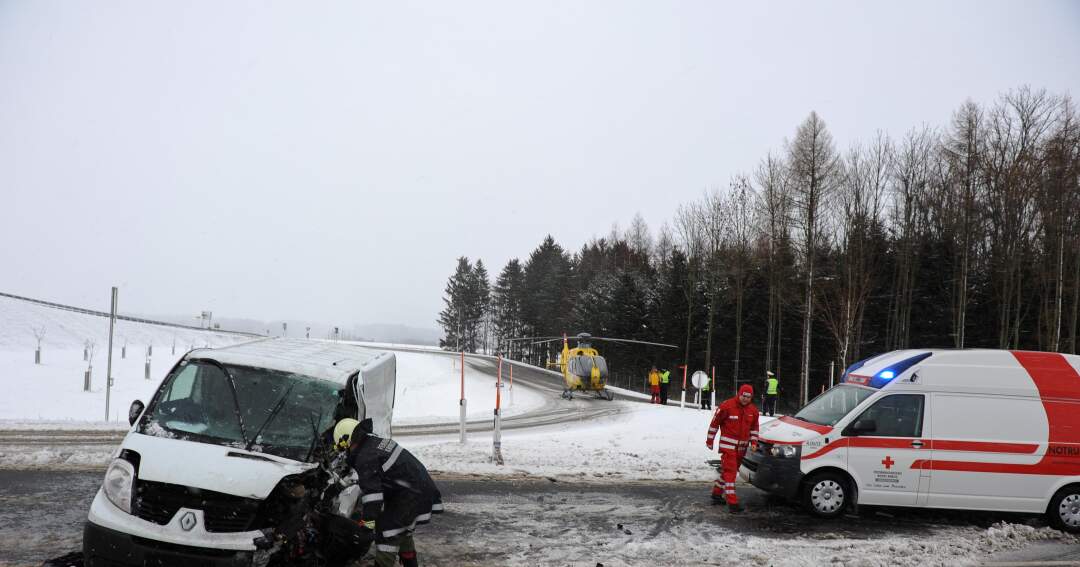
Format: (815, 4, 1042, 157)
(347, 421, 443, 540)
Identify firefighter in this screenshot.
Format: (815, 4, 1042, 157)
(648, 366, 661, 404)
(763, 371, 779, 416)
(659, 367, 671, 405)
(705, 384, 759, 513)
(335, 418, 443, 567)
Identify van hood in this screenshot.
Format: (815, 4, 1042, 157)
(122, 433, 316, 500)
(759, 416, 832, 444)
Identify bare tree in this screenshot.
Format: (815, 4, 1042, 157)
(721, 175, 757, 387)
(940, 100, 986, 348)
(983, 87, 1056, 347)
(1036, 95, 1080, 351)
(754, 152, 793, 379)
(673, 201, 705, 368)
(32, 326, 46, 364)
(886, 126, 936, 350)
(819, 134, 890, 372)
(787, 112, 841, 404)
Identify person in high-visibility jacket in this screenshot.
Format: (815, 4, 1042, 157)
(705, 384, 759, 513)
(700, 372, 712, 410)
(659, 368, 671, 405)
(648, 366, 661, 404)
(763, 371, 779, 416)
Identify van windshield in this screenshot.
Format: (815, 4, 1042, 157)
(139, 359, 341, 461)
(793, 385, 875, 426)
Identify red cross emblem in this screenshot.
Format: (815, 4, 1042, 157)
(881, 456, 895, 469)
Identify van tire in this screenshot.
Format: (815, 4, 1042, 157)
(1047, 485, 1080, 533)
(801, 471, 849, 519)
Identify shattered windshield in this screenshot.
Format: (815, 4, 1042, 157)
(793, 384, 875, 426)
(139, 359, 341, 461)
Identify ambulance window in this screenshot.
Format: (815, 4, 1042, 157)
(853, 394, 924, 437)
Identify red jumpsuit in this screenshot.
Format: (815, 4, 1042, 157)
(705, 385, 759, 504)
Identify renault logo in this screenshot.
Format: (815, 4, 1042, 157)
(180, 511, 197, 531)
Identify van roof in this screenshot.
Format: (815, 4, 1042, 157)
(844, 349, 1080, 397)
(185, 338, 387, 384)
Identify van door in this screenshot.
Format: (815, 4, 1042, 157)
(844, 394, 930, 507)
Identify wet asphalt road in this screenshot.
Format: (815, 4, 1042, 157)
(4, 469, 1078, 566)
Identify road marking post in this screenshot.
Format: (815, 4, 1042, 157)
(493, 355, 504, 465)
(459, 351, 467, 444)
(679, 365, 688, 409)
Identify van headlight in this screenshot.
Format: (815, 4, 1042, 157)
(769, 445, 798, 458)
(103, 458, 135, 513)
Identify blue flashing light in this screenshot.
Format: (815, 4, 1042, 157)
(869, 352, 932, 388)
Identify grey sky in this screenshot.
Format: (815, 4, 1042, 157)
(2, 1, 1078, 329)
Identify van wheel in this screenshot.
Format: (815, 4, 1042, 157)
(1048, 486, 1080, 533)
(802, 471, 849, 518)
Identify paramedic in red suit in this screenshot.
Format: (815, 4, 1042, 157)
(705, 384, 759, 513)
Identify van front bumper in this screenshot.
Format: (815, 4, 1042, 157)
(740, 447, 803, 500)
(83, 521, 255, 567)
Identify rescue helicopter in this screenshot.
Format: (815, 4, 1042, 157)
(513, 333, 677, 401)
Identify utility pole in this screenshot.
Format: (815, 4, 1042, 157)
(105, 287, 118, 421)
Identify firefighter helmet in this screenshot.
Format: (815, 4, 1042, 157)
(333, 418, 359, 451)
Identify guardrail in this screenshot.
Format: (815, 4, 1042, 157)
(0, 291, 263, 337)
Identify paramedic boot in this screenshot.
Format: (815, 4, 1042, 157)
(710, 494, 726, 505)
(728, 503, 744, 514)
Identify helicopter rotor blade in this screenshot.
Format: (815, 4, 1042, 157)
(587, 336, 679, 349)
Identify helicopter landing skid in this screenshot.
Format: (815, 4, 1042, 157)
(597, 389, 615, 401)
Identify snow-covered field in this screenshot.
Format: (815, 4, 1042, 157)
(0, 295, 545, 427)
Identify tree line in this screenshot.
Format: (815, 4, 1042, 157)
(439, 86, 1080, 411)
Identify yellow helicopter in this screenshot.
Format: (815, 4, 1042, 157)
(521, 333, 677, 400)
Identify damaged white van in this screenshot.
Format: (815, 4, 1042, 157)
(741, 349, 1080, 532)
(82, 339, 396, 566)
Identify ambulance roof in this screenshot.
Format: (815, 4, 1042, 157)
(185, 338, 390, 384)
(842, 349, 1080, 397)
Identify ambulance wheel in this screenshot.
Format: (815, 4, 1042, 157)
(802, 471, 849, 518)
(1047, 485, 1080, 533)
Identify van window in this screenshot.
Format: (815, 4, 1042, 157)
(932, 393, 1046, 442)
(852, 394, 924, 437)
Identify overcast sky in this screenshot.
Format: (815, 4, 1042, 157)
(2, 1, 1078, 330)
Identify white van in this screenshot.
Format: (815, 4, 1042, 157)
(741, 349, 1080, 532)
(82, 339, 396, 566)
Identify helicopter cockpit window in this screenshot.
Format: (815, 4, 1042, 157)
(568, 356, 608, 379)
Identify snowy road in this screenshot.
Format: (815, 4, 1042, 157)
(7, 470, 1080, 567)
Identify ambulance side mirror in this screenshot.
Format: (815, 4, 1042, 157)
(844, 419, 877, 436)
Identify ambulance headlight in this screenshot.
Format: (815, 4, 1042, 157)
(770, 445, 798, 458)
(103, 458, 135, 513)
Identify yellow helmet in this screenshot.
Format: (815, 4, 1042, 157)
(333, 418, 359, 451)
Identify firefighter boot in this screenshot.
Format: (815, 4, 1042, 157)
(398, 533, 418, 567)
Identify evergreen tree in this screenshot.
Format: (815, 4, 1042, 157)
(493, 259, 527, 357)
(437, 257, 473, 351)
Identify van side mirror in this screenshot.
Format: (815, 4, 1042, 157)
(844, 419, 876, 436)
(128, 400, 145, 426)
